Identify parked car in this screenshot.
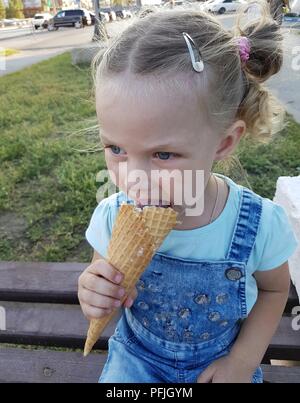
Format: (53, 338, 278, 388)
(112, 8, 133, 19)
(33, 13, 53, 29)
(100, 8, 117, 21)
(100, 12, 110, 23)
(89, 11, 110, 24)
(122, 9, 134, 18)
(2, 18, 18, 26)
(48, 8, 92, 30)
(89, 12, 95, 25)
(0, 18, 29, 28)
(114, 9, 126, 19)
(199, 0, 246, 14)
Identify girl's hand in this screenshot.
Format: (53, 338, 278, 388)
(123, 288, 138, 309)
(197, 355, 255, 383)
(78, 258, 138, 321)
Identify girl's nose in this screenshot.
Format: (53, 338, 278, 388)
(123, 161, 150, 200)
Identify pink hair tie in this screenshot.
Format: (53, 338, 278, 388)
(236, 36, 251, 64)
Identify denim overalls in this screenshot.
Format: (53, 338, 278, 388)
(99, 187, 264, 383)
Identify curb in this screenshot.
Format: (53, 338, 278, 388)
(282, 16, 300, 29)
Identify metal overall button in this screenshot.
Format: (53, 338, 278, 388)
(208, 311, 221, 322)
(225, 268, 242, 281)
(200, 332, 210, 341)
(194, 294, 210, 305)
(216, 293, 228, 304)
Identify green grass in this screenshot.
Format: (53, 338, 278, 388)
(234, 119, 300, 197)
(0, 51, 300, 262)
(0, 52, 105, 262)
(0, 48, 19, 57)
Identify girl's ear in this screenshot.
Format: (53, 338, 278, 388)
(214, 120, 246, 161)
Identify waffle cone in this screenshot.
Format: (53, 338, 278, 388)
(83, 204, 177, 356)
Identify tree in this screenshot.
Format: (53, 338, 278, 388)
(41, 0, 49, 12)
(92, 0, 109, 42)
(0, 0, 6, 20)
(111, 0, 134, 6)
(6, 0, 24, 19)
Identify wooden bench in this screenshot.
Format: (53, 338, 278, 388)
(0, 261, 299, 383)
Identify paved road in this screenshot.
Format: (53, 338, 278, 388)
(0, 25, 34, 41)
(0, 20, 129, 77)
(265, 30, 300, 123)
(0, 26, 95, 76)
(0, 15, 299, 122)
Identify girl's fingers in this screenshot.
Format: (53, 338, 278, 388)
(81, 303, 113, 321)
(129, 286, 138, 300)
(78, 259, 123, 288)
(84, 275, 125, 300)
(123, 287, 138, 308)
(79, 288, 122, 309)
(197, 365, 215, 383)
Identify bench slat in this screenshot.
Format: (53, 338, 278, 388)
(0, 261, 298, 312)
(0, 346, 298, 383)
(0, 261, 86, 304)
(285, 284, 299, 313)
(263, 315, 300, 362)
(261, 364, 300, 383)
(0, 300, 299, 361)
(0, 301, 120, 350)
(0, 347, 105, 383)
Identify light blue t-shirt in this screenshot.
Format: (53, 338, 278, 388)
(86, 174, 298, 314)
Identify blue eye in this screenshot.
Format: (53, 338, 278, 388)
(156, 152, 172, 160)
(109, 146, 126, 155)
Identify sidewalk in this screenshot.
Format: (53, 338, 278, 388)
(0, 21, 128, 77)
(0, 26, 95, 77)
(282, 17, 300, 29)
(266, 28, 300, 123)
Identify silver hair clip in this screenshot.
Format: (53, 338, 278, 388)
(182, 32, 204, 73)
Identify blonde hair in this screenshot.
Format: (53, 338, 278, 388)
(92, 0, 286, 144)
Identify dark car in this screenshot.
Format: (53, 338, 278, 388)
(89, 11, 95, 25)
(100, 7, 117, 21)
(89, 11, 108, 25)
(114, 9, 126, 19)
(49, 8, 92, 30)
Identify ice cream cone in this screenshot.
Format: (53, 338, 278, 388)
(83, 203, 177, 356)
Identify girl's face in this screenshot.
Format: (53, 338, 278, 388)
(96, 75, 236, 217)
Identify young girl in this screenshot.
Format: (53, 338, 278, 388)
(78, 1, 298, 383)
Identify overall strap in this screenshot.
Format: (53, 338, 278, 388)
(226, 187, 262, 264)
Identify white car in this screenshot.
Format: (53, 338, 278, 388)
(2, 18, 18, 26)
(109, 11, 117, 21)
(199, 0, 246, 14)
(100, 12, 110, 23)
(33, 13, 53, 29)
(123, 10, 133, 18)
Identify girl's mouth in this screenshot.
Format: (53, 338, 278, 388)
(135, 200, 172, 209)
